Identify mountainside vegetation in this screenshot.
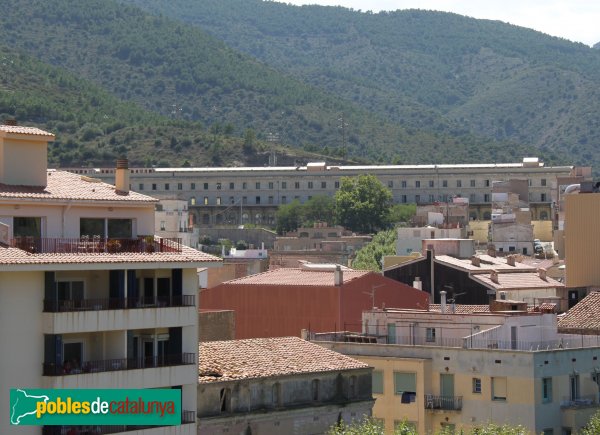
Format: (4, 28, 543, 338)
(0, 0, 548, 168)
(126, 0, 600, 171)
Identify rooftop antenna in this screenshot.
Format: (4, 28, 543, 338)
(363, 284, 386, 309)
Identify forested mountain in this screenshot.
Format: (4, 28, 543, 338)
(125, 0, 600, 170)
(0, 0, 544, 168)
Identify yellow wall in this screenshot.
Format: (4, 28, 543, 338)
(532, 220, 553, 242)
(565, 194, 600, 287)
(469, 221, 490, 244)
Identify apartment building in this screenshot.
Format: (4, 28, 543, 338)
(0, 123, 222, 435)
(198, 337, 374, 434)
(63, 159, 587, 227)
(155, 199, 198, 248)
(313, 302, 600, 435)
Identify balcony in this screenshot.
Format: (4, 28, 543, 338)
(425, 394, 463, 411)
(44, 295, 195, 312)
(43, 353, 196, 376)
(42, 411, 196, 435)
(560, 395, 600, 409)
(10, 237, 182, 254)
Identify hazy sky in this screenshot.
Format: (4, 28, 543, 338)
(278, 0, 600, 46)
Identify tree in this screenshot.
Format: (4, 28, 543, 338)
(581, 410, 600, 435)
(351, 229, 396, 271)
(388, 204, 416, 225)
(303, 195, 335, 225)
(335, 175, 392, 233)
(275, 200, 304, 234)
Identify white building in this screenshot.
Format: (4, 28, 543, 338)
(155, 199, 198, 248)
(0, 123, 221, 435)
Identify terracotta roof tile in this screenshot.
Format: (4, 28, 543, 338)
(0, 170, 156, 203)
(199, 337, 368, 383)
(222, 267, 370, 286)
(558, 292, 600, 333)
(0, 241, 220, 266)
(0, 125, 55, 137)
(435, 255, 536, 273)
(429, 304, 491, 314)
(472, 272, 564, 290)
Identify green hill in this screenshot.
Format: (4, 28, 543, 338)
(0, 0, 544, 167)
(125, 0, 600, 170)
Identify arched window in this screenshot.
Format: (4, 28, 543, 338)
(540, 211, 548, 220)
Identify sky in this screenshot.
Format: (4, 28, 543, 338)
(278, 0, 600, 47)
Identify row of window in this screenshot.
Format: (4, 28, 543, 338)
(137, 178, 549, 192)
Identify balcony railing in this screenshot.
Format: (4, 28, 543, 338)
(10, 237, 182, 254)
(42, 411, 196, 434)
(425, 394, 463, 411)
(43, 295, 195, 312)
(43, 353, 196, 376)
(560, 395, 600, 409)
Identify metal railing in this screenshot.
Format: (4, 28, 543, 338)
(43, 295, 195, 312)
(10, 237, 182, 254)
(425, 394, 463, 411)
(560, 395, 600, 409)
(43, 353, 195, 376)
(41, 411, 196, 434)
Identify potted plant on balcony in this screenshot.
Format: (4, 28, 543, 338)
(138, 235, 155, 253)
(106, 239, 122, 253)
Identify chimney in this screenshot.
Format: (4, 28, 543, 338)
(440, 290, 447, 314)
(471, 256, 480, 267)
(490, 270, 499, 284)
(506, 255, 516, 267)
(115, 159, 130, 194)
(334, 265, 343, 286)
(539, 268, 547, 281)
(487, 247, 496, 257)
(413, 277, 422, 290)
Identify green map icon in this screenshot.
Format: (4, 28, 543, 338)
(10, 389, 49, 425)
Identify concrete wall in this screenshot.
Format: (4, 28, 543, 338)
(565, 194, 600, 287)
(198, 228, 277, 249)
(0, 136, 48, 186)
(470, 220, 490, 244)
(199, 310, 235, 342)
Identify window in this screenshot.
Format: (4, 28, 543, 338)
(401, 195, 407, 203)
(415, 195, 421, 203)
(203, 183, 208, 190)
(138, 183, 144, 190)
(312, 379, 320, 401)
(429, 180, 434, 188)
(401, 180, 407, 188)
(280, 181, 286, 189)
(268, 182, 274, 189)
(335, 181, 340, 188)
(229, 182, 234, 189)
(14, 217, 42, 238)
(268, 196, 274, 204)
(472, 378, 482, 394)
(242, 182, 247, 190)
(220, 388, 231, 413)
(308, 181, 314, 189)
(152, 183, 157, 191)
(190, 197, 196, 206)
(164, 183, 169, 190)
(57, 280, 84, 302)
(160, 221, 166, 231)
(191, 183, 196, 190)
(388, 180, 393, 188)
(256, 196, 261, 204)
(541, 193, 547, 202)
(569, 374, 580, 401)
(442, 180, 448, 187)
(426, 328, 436, 342)
(203, 197, 208, 205)
(394, 372, 416, 403)
(470, 179, 476, 187)
(177, 183, 182, 190)
(229, 196, 234, 204)
(415, 181, 421, 188)
(372, 371, 384, 394)
(295, 181, 300, 189)
(541, 430, 553, 435)
(216, 197, 221, 205)
(216, 182, 221, 190)
(492, 377, 507, 401)
(428, 194, 435, 202)
(542, 377, 552, 403)
(256, 182, 261, 189)
(470, 194, 476, 202)
(282, 196, 287, 204)
(485, 179, 490, 187)
(456, 180, 462, 188)
(484, 194, 491, 202)
(321, 181, 326, 189)
(80, 218, 132, 238)
(541, 178, 547, 187)
(242, 196, 247, 205)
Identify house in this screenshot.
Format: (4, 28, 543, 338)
(200, 262, 429, 339)
(558, 291, 600, 337)
(198, 336, 374, 435)
(312, 299, 600, 435)
(0, 122, 221, 435)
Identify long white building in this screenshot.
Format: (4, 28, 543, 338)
(0, 123, 221, 435)
(63, 159, 589, 227)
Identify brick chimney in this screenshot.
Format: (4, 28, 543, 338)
(334, 265, 343, 286)
(471, 256, 480, 267)
(506, 255, 516, 267)
(490, 270, 499, 284)
(115, 159, 130, 194)
(539, 268, 547, 281)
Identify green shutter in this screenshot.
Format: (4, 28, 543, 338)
(394, 372, 416, 394)
(372, 371, 384, 394)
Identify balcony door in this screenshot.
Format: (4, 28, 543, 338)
(13, 217, 42, 238)
(440, 373, 454, 398)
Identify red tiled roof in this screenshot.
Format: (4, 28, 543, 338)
(0, 125, 55, 137)
(0, 170, 156, 203)
(0, 242, 220, 266)
(429, 304, 491, 314)
(472, 272, 564, 290)
(518, 258, 562, 270)
(199, 337, 368, 383)
(222, 267, 370, 286)
(558, 292, 600, 334)
(435, 255, 536, 273)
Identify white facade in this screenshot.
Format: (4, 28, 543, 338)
(396, 226, 464, 255)
(155, 199, 198, 248)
